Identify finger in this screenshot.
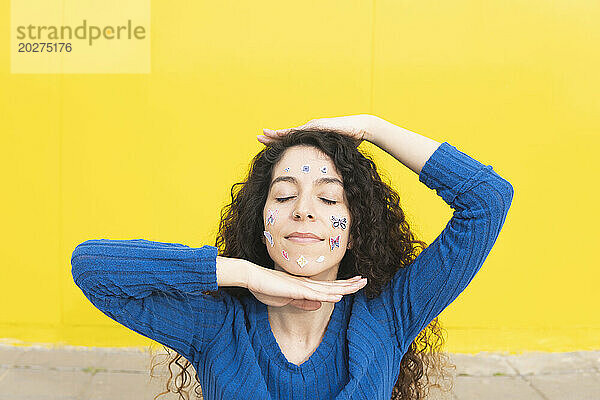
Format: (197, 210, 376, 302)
(304, 280, 364, 289)
(260, 131, 285, 143)
(302, 276, 365, 286)
(256, 135, 276, 144)
(302, 274, 362, 282)
(333, 276, 364, 283)
(305, 280, 367, 295)
(264, 128, 293, 137)
(262, 128, 280, 137)
(303, 288, 344, 303)
(257, 134, 273, 141)
(309, 275, 362, 283)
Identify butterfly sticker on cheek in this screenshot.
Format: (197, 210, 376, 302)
(331, 215, 347, 230)
(329, 235, 340, 251)
(266, 209, 278, 226)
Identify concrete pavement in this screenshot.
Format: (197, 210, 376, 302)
(0, 344, 598, 399)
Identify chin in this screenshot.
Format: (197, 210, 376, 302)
(273, 259, 328, 279)
(278, 267, 316, 279)
(287, 270, 311, 278)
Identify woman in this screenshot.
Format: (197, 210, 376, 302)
(71, 114, 514, 399)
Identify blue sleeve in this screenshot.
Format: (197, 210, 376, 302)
(380, 142, 514, 352)
(70, 238, 228, 364)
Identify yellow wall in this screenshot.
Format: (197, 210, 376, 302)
(1, 0, 598, 353)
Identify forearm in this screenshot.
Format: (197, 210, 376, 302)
(71, 239, 219, 298)
(367, 117, 442, 176)
(216, 256, 250, 288)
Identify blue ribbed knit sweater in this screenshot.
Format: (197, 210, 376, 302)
(71, 142, 514, 400)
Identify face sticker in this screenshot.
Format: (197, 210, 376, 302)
(331, 215, 347, 230)
(315, 255, 325, 263)
(329, 235, 340, 251)
(266, 209, 278, 226)
(296, 255, 308, 268)
(282, 250, 289, 260)
(263, 231, 274, 247)
(284, 167, 290, 172)
(301, 165, 310, 173)
(320, 166, 327, 174)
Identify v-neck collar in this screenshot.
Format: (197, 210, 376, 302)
(255, 295, 347, 373)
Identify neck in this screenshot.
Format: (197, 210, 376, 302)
(268, 262, 340, 344)
(268, 301, 335, 346)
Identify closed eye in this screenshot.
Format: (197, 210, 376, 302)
(275, 196, 337, 205)
(275, 196, 294, 203)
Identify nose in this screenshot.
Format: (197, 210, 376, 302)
(293, 195, 315, 220)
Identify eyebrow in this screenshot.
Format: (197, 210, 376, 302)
(270, 175, 344, 190)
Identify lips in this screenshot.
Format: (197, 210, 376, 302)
(285, 232, 324, 243)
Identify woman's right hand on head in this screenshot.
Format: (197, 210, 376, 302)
(245, 262, 368, 311)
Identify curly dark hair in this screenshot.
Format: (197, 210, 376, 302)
(150, 128, 455, 399)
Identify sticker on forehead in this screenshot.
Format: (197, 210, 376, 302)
(331, 215, 347, 230)
(282, 250, 289, 260)
(315, 255, 325, 263)
(301, 165, 310, 173)
(284, 167, 290, 173)
(266, 209, 278, 226)
(296, 255, 308, 268)
(320, 166, 327, 174)
(263, 231, 274, 247)
(329, 235, 340, 251)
